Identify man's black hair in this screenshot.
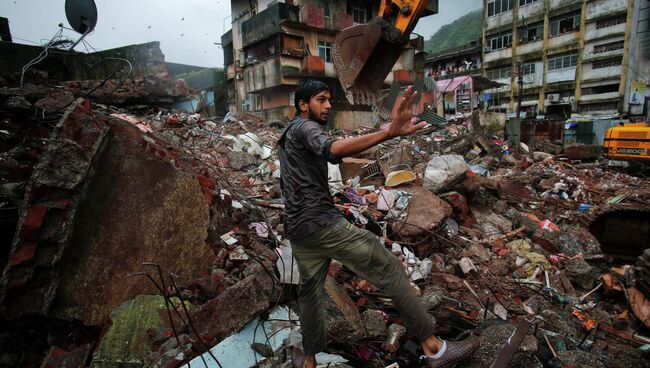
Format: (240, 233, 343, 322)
(295, 79, 329, 114)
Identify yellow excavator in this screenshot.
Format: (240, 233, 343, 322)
(332, 0, 436, 105)
(603, 122, 650, 162)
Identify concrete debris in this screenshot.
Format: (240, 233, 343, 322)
(1, 55, 649, 368)
(423, 155, 468, 193)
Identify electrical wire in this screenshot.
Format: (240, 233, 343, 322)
(19, 27, 73, 88)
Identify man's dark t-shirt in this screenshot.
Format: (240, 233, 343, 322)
(278, 117, 342, 240)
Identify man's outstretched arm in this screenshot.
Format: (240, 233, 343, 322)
(329, 86, 427, 159)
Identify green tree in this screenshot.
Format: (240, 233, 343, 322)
(425, 9, 483, 54)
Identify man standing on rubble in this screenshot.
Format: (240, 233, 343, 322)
(278, 79, 479, 368)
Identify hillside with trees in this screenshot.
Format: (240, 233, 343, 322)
(424, 9, 483, 54)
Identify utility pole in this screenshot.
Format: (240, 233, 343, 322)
(515, 61, 523, 121)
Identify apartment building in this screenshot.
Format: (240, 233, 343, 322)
(423, 40, 484, 115)
(482, 0, 650, 118)
(221, 0, 438, 129)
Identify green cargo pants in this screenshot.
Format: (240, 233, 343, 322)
(291, 217, 435, 355)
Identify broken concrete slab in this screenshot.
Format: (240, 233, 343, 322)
(1, 100, 110, 318)
(360, 309, 387, 340)
(191, 269, 278, 343)
(390, 186, 452, 240)
(227, 150, 258, 170)
(457, 321, 542, 368)
(564, 258, 602, 290)
(324, 276, 366, 342)
(423, 155, 468, 193)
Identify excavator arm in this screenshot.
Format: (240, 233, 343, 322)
(332, 0, 433, 105)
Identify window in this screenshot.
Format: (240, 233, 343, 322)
(318, 41, 332, 63)
(487, 67, 511, 80)
(254, 94, 262, 111)
(488, 0, 514, 17)
(519, 0, 539, 6)
(487, 32, 513, 51)
(548, 52, 578, 70)
(519, 22, 544, 43)
(596, 15, 627, 29)
(324, 3, 331, 18)
(550, 12, 581, 36)
(579, 101, 618, 113)
(592, 58, 622, 69)
(353, 4, 367, 23)
(582, 84, 619, 95)
(522, 62, 536, 75)
(593, 40, 624, 54)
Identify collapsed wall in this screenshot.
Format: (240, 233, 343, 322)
(0, 99, 216, 325)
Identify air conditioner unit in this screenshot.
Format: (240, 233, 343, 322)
(547, 93, 560, 103)
(483, 46, 491, 52)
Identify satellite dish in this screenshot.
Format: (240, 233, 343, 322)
(65, 0, 98, 34)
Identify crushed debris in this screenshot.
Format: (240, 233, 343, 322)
(1, 55, 650, 368)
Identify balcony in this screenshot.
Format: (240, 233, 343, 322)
(484, 47, 513, 63)
(519, 1, 545, 19)
(586, 0, 627, 20)
(582, 64, 622, 81)
(548, 32, 580, 49)
(547, 67, 576, 84)
(585, 22, 625, 41)
(241, 2, 299, 48)
(580, 91, 620, 102)
(518, 40, 543, 55)
(486, 10, 513, 31)
(243, 56, 303, 94)
(583, 38, 625, 62)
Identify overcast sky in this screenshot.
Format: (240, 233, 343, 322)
(2, 0, 481, 68)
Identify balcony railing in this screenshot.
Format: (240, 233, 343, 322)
(241, 2, 300, 48)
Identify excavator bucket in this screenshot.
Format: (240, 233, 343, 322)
(332, 18, 405, 105)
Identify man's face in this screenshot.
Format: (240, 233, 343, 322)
(300, 90, 331, 125)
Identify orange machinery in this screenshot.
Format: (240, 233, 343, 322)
(603, 122, 650, 161)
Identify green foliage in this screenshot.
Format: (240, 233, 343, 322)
(424, 9, 483, 55)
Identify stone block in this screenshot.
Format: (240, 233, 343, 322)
(18, 205, 47, 240)
(361, 309, 387, 339)
(390, 186, 452, 240)
(324, 276, 366, 342)
(191, 271, 278, 342)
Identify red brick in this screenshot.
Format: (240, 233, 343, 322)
(439, 191, 477, 226)
(300, 5, 325, 28)
(197, 175, 216, 189)
(19, 205, 48, 240)
(393, 69, 412, 84)
(303, 55, 325, 75)
(10, 242, 38, 266)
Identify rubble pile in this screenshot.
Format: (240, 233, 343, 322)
(1, 71, 650, 368)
